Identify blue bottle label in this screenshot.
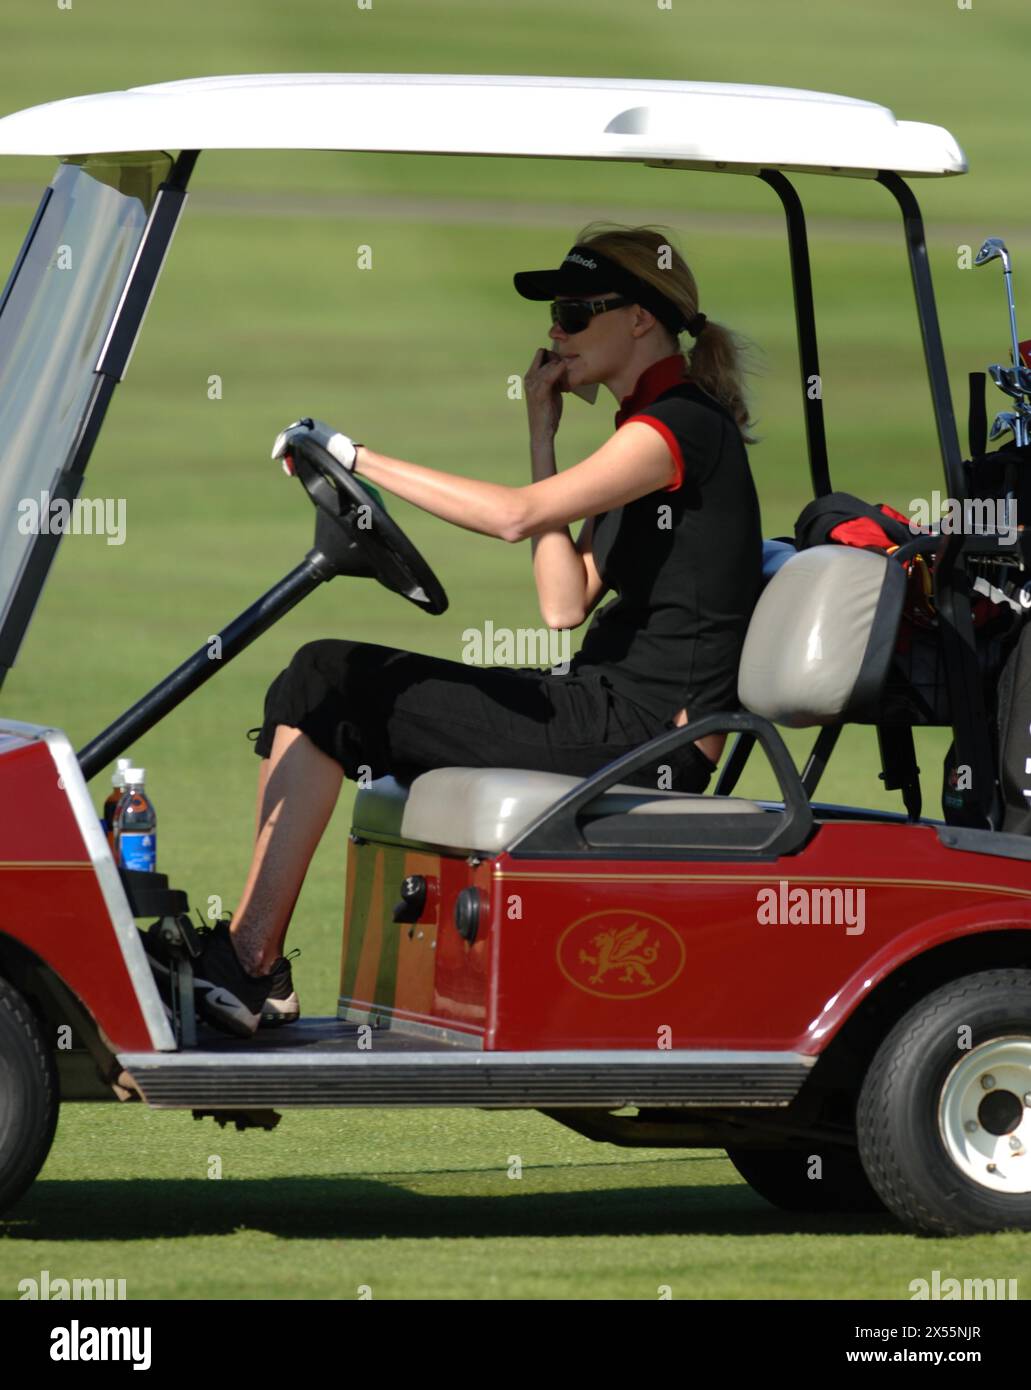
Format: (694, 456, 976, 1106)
(119, 832, 156, 872)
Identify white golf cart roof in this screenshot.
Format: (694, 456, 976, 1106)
(0, 72, 971, 696)
(0, 73, 966, 178)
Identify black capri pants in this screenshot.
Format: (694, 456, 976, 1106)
(249, 640, 716, 793)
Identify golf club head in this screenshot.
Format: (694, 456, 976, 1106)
(975, 237, 1012, 273)
(988, 363, 1025, 399)
(990, 412, 1017, 441)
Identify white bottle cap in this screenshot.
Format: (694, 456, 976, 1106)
(123, 768, 145, 785)
(112, 757, 132, 787)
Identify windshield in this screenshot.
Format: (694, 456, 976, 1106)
(0, 153, 171, 670)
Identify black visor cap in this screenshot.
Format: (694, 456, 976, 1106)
(513, 244, 687, 335)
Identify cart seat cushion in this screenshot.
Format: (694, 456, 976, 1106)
(738, 544, 905, 727)
(352, 768, 762, 854)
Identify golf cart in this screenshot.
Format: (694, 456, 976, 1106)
(1, 75, 1030, 1238)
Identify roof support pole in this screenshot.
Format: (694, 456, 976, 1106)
(757, 169, 830, 498)
(877, 173, 996, 828)
(95, 150, 199, 380)
(876, 171, 965, 500)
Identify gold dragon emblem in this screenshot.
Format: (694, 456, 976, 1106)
(579, 920, 659, 986)
(557, 910, 685, 1000)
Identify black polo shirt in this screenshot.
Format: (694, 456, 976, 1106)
(567, 354, 763, 723)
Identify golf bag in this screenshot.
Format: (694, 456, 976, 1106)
(793, 453, 1031, 828)
(964, 441, 1031, 831)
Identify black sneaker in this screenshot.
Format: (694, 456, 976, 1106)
(193, 920, 274, 1038)
(260, 949, 301, 1028)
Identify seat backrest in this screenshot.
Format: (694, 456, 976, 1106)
(738, 545, 905, 727)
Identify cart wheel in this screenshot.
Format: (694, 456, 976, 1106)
(857, 969, 1031, 1235)
(726, 1142, 885, 1212)
(0, 976, 59, 1214)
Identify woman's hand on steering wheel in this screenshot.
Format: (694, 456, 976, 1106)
(272, 418, 362, 473)
(272, 417, 448, 615)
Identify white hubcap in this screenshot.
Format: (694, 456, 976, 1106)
(939, 1037, 1031, 1194)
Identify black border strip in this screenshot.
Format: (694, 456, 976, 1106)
(849, 555, 907, 717)
(94, 184, 188, 381)
(0, 185, 51, 319)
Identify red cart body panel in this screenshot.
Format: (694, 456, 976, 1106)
(340, 840, 490, 1040)
(340, 817, 1031, 1053)
(0, 722, 175, 1054)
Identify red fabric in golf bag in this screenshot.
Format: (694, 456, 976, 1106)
(794, 494, 913, 552)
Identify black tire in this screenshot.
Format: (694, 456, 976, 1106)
(857, 969, 1031, 1236)
(726, 1142, 886, 1213)
(0, 976, 59, 1214)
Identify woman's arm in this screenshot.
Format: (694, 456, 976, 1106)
(531, 516, 607, 630)
(353, 421, 676, 545)
(526, 416, 608, 628)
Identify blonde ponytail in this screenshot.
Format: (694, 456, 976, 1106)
(575, 221, 763, 445)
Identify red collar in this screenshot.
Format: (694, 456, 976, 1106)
(614, 354, 691, 427)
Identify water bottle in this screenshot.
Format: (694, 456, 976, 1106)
(101, 757, 133, 852)
(114, 768, 157, 873)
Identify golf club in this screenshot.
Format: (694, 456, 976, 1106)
(976, 237, 1023, 370)
(987, 365, 1031, 446)
(988, 363, 1030, 399)
(990, 411, 1017, 442)
(977, 238, 1030, 446)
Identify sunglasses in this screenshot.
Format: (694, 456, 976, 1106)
(549, 295, 632, 334)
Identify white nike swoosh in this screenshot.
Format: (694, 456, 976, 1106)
(199, 985, 244, 1010)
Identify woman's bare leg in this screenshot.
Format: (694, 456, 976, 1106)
(250, 756, 304, 962)
(254, 756, 272, 838)
(229, 724, 344, 975)
(673, 706, 726, 764)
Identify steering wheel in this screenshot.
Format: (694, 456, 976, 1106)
(273, 418, 448, 615)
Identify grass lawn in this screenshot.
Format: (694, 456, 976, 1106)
(6, 1107, 1031, 1300)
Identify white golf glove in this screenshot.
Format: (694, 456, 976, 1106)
(271, 418, 363, 474)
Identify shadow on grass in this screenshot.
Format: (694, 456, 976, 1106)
(1, 1177, 900, 1241)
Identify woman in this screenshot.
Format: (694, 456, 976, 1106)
(189, 223, 764, 1037)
